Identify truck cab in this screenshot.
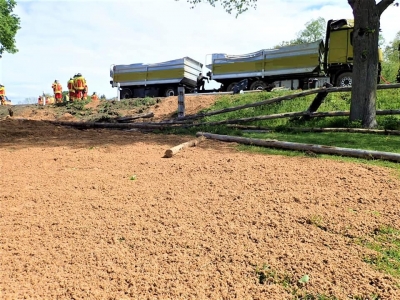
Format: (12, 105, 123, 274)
(324, 19, 382, 86)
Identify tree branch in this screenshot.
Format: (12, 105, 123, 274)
(377, 0, 395, 15)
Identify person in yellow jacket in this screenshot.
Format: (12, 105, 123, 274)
(52, 80, 63, 104)
(67, 77, 75, 102)
(73, 73, 86, 101)
(0, 84, 6, 106)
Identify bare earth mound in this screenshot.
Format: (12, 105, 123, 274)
(1, 96, 400, 299)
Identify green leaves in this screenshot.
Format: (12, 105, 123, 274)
(0, 0, 21, 55)
(178, 0, 257, 17)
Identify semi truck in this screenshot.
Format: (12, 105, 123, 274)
(206, 19, 383, 92)
(110, 19, 385, 98)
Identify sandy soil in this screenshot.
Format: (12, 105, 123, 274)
(1, 95, 400, 299)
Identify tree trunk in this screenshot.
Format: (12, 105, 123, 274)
(348, 0, 395, 128)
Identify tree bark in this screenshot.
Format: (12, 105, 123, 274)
(349, 0, 395, 128)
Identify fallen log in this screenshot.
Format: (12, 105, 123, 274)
(164, 136, 205, 158)
(196, 132, 400, 162)
(115, 112, 154, 122)
(183, 109, 400, 127)
(177, 83, 400, 121)
(49, 120, 172, 130)
(226, 125, 400, 135)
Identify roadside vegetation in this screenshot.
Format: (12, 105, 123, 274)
(169, 88, 400, 172)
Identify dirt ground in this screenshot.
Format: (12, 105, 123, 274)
(1, 95, 400, 299)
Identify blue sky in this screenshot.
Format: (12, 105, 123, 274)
(1, 0, 398, 104)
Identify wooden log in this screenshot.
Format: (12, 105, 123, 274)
(301, 90, 329, 120)
(115, 112, 154, 122)
(227, 125, 400, 135)
(164, 136, 205, 158)
(241, 130, 271, 133)
(278, 127, 400, 135)
(177, 83, 400, 121)
(196, 132, 400, 162)
(184, 109, 400, 127)
(49, 120, 171, 130)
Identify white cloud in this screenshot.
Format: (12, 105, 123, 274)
(1, 0, 399, 103)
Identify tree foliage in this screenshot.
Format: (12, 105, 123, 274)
(276, 17, 326, 47)
(381, 31, 400, 82)
(178, 0, 257, 16)
(0, 0, 21, 55)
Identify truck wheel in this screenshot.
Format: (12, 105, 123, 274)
(336, 72, 352, 87)
(250, 81, 267, 90)
(226, 82, 238, 92)
(120, 89, 132, 99)
(164, 87, 176, 97)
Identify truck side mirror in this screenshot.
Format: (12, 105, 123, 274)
(398, 44, 400, 51)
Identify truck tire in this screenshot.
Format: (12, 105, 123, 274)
(164, 87, 176, 97)
(120, 88, 132, 99)
(336, 72, 352, 87)
(250, 81, 267, 90)
(226, 82, 238, 92)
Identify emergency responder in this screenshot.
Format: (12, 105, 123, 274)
(91, 92, 98, 101)
(0, 84, 5, 106)
(73, 73, 86, 101)
(83, 83, 88, 100)
(67, 77, 75, 102)
(196, 72, 209, 91)
(52, 80, 63, 104)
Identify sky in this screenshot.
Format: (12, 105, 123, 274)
(1, 0, 399, 104)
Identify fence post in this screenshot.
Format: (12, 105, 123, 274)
(178, 87, 185, 118)
(117, 83, 120, 101)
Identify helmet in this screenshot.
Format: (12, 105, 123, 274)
(77, 73, 82, 76)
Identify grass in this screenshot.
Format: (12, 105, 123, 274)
(167, 88, 400, 170)
(254, 264, 380, 299)
(359, 226, 400, 279)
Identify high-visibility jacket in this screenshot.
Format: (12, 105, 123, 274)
(73, 76, 86, 91)
(54, 83, 62, 94)
(0, 86, 5, 96)
(67, 79, 74, 91)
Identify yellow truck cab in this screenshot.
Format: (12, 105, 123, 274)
(324, 19, 382, 86)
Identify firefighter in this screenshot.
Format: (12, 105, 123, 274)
(83, 83, 88, 100)
(52, 80, 63, 104)
(73, 73, 86, 101)
(67, 77, 75, 102)
(196, 72, 209, 91)
(91, 92, 99, 101)
(0, 84, 5, 106)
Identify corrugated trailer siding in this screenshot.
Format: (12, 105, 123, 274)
(112, 57, 202, 87)
(211, 40, 324, 79)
